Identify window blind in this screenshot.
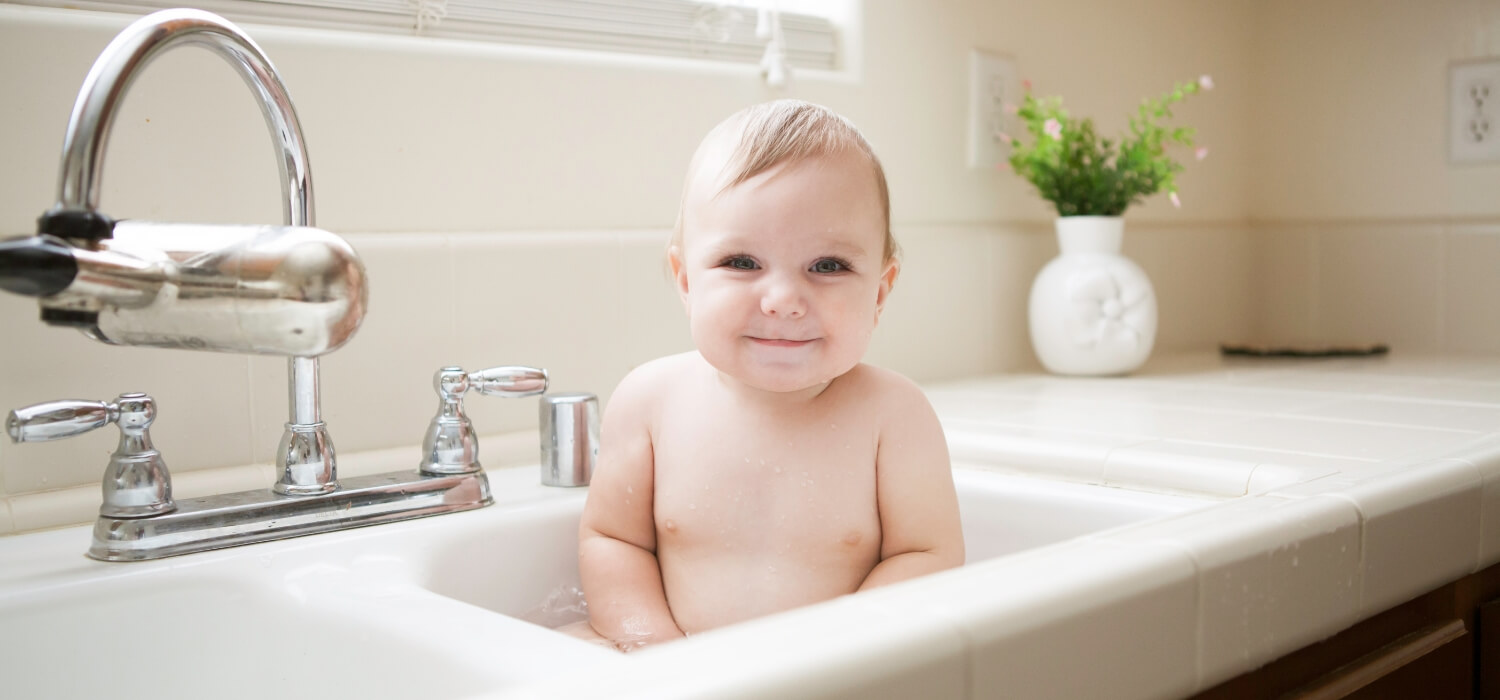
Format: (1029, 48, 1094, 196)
(10, 0, 839, 70)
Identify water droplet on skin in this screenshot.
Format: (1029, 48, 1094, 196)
(830, 423, 838, 430)
(759, 459, 765, 465)
(626, 485, 634, 494)
(768, 565, 777, 573)
(774, 466, 782, 474)
(689, 503, 696, 510)
(625, 499, 631, 505)
(664, 519, 677, 532)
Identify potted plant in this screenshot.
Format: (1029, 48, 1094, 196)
(1002, 75, 1213, 375)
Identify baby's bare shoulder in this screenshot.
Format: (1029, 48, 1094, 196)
(610, 352, 706, 413)
(838, 363, 929, 406)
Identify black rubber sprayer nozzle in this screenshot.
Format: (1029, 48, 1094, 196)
(0, 235, 78, 298)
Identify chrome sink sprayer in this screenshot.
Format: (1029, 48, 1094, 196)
(0, 9, 540, 560)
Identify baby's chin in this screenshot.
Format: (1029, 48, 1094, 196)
(705, 356, 857, 396)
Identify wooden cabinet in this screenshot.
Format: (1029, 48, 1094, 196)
(1195, 562, 1499, 699)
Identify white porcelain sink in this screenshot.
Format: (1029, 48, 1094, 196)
(0, 465, 1215, 699)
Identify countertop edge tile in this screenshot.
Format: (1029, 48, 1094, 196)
(1332, 458, 1485, 617)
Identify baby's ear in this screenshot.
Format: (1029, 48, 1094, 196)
(667, 245, 692, 312)
(874, 257, 899, 322)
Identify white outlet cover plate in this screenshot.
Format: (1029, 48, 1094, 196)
(969, 49, 1020, 170)
(1449, 58, 1500, 163)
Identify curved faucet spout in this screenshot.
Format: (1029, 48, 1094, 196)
(40, 8, 337, 496)
(46, 8, 312, 239)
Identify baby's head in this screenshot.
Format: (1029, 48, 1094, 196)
(669, 100, 900, 395)
(671, 100, 896, 262)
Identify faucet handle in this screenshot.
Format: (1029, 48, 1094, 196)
(7, 398, 114, 442)
(7, 393, 174, 518)
(421, 365, 548, 475)
(469, 366, 548, 397)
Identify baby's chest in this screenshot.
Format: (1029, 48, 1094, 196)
(653, 434, 881, 553)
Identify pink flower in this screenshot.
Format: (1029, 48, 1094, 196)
(996, 132, 1013, 144)
(1003, 103, 1019, 115)
(1169, 191, 1182, 208)
(1198, 75, 1214, 91)
(1043, 118, 1062, 140)
(1022, 78, 1032, 91)
(1195, 146, 1209, 161)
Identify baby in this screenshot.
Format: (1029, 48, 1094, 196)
(573, 99, 964, 651)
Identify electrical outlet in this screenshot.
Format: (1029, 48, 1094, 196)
(968, 49, 1019, 170)
(1450, 59, 1500, 163)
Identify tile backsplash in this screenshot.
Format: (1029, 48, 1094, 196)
(1253, 221, 1500, 354)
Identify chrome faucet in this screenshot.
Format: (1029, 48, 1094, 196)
(0, 9, 526, 561)
(0, 7, 353, 495)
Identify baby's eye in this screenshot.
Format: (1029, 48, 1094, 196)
(720, 256, 759, 271)
(810, 258, 851, 274)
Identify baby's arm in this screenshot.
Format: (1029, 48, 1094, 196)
(577, 366, 685, 649)
(859, 374, 965, 590)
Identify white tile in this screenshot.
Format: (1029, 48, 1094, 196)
(1124, 223, 1254, 355)
(1283, 397, 1500, 432)
(0, 498, 13, 535)
(1332, 458, 1484, 616)
(450, 232, 625, 437)
(9, 483, 98, 532)
(923, 539, 1199, 699)
(868, 227, 994, 382)
(1445, 227, 1500, 353)
(1249, 225, 1319, 344)
(1103, 440, 1258, 497)
(1245, 459, 1351, 494)
(1264, 474, 1363, 499)
(615, 231, 692, 385)
(1315, 225, 1446, 353)
(1182, 415, 1481, 462)
(1097, 494, 1362, 689)
(941, 419, 1140, 483)
(1142, 384, 1342, 416)
(988, 225, 1056, 372)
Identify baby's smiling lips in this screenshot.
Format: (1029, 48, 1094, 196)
(747, 336, 816, 348)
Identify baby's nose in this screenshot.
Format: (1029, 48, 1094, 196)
(760, 277, 807, 318)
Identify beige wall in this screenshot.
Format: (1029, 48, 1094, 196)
(1249, 0, 1500, 352)
(0, 0, 1327, 532)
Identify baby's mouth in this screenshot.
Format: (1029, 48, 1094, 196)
(747, 337, 816, 347)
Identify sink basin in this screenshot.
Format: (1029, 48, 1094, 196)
(0, 464, 1215, 698)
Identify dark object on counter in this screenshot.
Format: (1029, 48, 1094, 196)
(1219, 343, 1389, 358)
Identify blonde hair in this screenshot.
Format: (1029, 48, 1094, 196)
(673, 100, 897, 262)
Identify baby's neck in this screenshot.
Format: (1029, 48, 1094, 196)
(712, 370, 838, 409)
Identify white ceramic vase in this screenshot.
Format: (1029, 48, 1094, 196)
(1028, 216, 1157, 376)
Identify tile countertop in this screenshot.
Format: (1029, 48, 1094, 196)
(498, 352, 1500, 700)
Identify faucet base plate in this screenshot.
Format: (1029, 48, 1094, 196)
(89, 469, 492, 561)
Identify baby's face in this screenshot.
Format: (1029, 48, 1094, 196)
(670, 150, 896, 395)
